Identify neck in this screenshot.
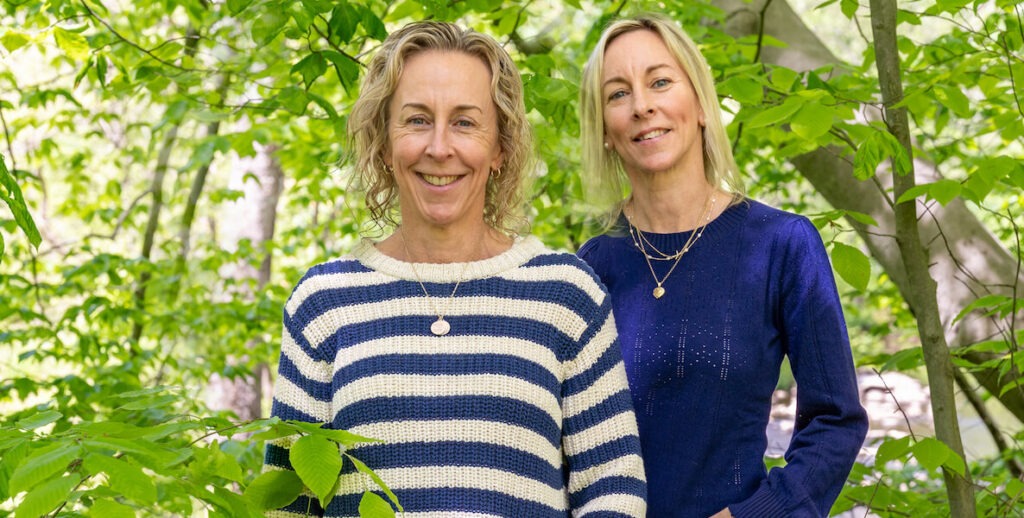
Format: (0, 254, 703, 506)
(380, 221, 511, 263)
(626, 176, 717, 234)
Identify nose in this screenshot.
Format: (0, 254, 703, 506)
(632, 91, 654, 119)
(426, 126, 453, 160)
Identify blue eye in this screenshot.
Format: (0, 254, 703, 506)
(408, 116, 428, 125)
(455, 119, 475, 128)
(652, 78, 670, 88)
(608, 90, 627, 101)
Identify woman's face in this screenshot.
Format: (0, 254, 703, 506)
(601, 30, 705, 178)
(385, 50, 503, 232)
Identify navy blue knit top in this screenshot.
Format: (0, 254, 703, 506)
(578, 199, 867, 517)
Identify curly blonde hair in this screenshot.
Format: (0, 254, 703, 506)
(348, 21, 532, 234)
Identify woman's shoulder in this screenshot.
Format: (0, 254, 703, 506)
(740, 198, 817, 236)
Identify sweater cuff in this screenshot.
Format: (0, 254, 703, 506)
(728, 473, 817, 518)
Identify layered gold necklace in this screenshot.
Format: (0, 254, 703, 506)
(626, 192, 717, 299)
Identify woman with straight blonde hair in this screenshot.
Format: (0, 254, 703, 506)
(577, 13, 867, 518)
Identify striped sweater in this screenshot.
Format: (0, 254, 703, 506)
(264, 236, 647, 518)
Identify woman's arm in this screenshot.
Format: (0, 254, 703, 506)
(729, 218, 868, 518)
(561, 285, 647, 517)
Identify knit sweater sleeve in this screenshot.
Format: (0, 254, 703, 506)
(561, 278, 647, 518)
(730, 218, 868, 518)
(263, 274, 336, 518)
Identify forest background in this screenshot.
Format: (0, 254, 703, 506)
(1, 0, 1022, 516)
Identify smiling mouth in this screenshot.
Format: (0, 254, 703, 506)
(635, 129, 669, 142)
(421, 174, 460, 187)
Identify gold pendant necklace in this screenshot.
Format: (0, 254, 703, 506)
(400, 229, 470, 336)
(630, 193, 716, 299)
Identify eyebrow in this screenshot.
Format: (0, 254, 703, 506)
(602, 64, 673, 89)
(400, 102, 484, 114)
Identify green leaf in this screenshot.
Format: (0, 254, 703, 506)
(87, 497, 136, 518)
(53, 27, 90, 61)
(359, 491, 396, 518)
(277, 86, 308, 115)
(244, 470, 303, 511)
(0, 156, 42, 247)
(875, 435, 912, 464)
(328, 4, 359, 43)
(1, 31, 31, 52)
(323, 50, 361, 90)
(830, 242, 870, 291)
(936, 85, 971, 118)
(719, 76, 763, 105)
(290, 435, 343, 508)
(251, 9, 289, 46)
(843, 210, 878, 227)
(82, 453, 157, 505)
(744, 97, 804, 129)
(790, 102, 833, 140)
(880, 346, 923, 372)
(358, 5, 387, 40)
(16, 410, 63, 430)
(227, 0, 254, 14)
(952, 294, 1008, 324)
(928, 179, 961, 205)
(292, 53, 327, 90)
(15, 474, 80, 518)
(346, 454, 401, 512)
(840, 0, 858, 18)
(912, 437, 951, 472)
(9, 442, 81, 495)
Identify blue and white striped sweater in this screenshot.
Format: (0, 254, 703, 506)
(265, 236, 647, 517)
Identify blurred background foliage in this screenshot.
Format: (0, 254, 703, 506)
(0, 0, 1022, 515)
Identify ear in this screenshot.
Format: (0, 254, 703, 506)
(490, 149, 504, 172)
(698, 111, 706, 128)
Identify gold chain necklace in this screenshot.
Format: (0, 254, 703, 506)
(630, 193, 716, 299)
(400, 229, 470, 336)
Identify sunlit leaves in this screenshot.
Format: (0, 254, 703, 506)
(15, 474, 81, 518)
(54, 26, 90, 61)
(290, 435, 343, 508)
(830, 242, 870, 291)
(245, 469, 304, 510)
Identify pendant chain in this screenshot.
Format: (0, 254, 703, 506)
(400, 229, 469, 336)
(627, 193, 716, 299)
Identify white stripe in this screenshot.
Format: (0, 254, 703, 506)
(333, 465, 569, 510)
(273, 375, 331, 421)
(332, 374, 561, 425)
(563, 361, 630, 419)
(500, 262, 607, 306)
(563, 411, 639, 455)
(286, 267, 388, 315)
(567, 454, 646, 494)
(304, 295, 589, 348)
(561, 314, 617, 375)
(576, 493, 646, 517)
(333, 335, 560, 376)
(281, 326, 332, 382)
(347, 419, 561, 468)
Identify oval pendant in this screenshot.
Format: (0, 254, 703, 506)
(430, 318, 450, 336)
(652, 286, 665, 299)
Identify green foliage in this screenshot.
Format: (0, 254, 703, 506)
(1, 0, 1022, 516)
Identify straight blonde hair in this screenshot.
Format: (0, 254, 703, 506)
(580, 13, 744, 225)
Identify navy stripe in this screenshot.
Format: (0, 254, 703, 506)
(566, 434, 642, 472)
(283, 311, 316, 354)
(269, 399, 320, 424)
(276, 351, 332, 401)
(564, 390, 634, 434)
(325, 315, 575, 357)
(569, 475, 646, 508)
(333, 396, 561, 447)
(280, 494, 324, 516)
(334, 352, 560, 394)
(263, 442, 294, 470)
(563, 334, 623, 397)
(324, 487, 567, 517)
(305, 258, 373, 277)
(339, 441, 563, 485)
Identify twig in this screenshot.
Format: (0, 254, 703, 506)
(873, 367, 917, 441)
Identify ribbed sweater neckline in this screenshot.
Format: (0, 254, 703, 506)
(353, 235, 545, 283)
(619, 198, 749, 255)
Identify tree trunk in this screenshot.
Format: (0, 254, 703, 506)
(869, 0, 975, 512)
(715, 0, 1024, 423)
(207, 142, 284, 421)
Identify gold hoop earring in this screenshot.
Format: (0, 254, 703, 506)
(384, 164, 394, 174)
(491, 167, 502, 179)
